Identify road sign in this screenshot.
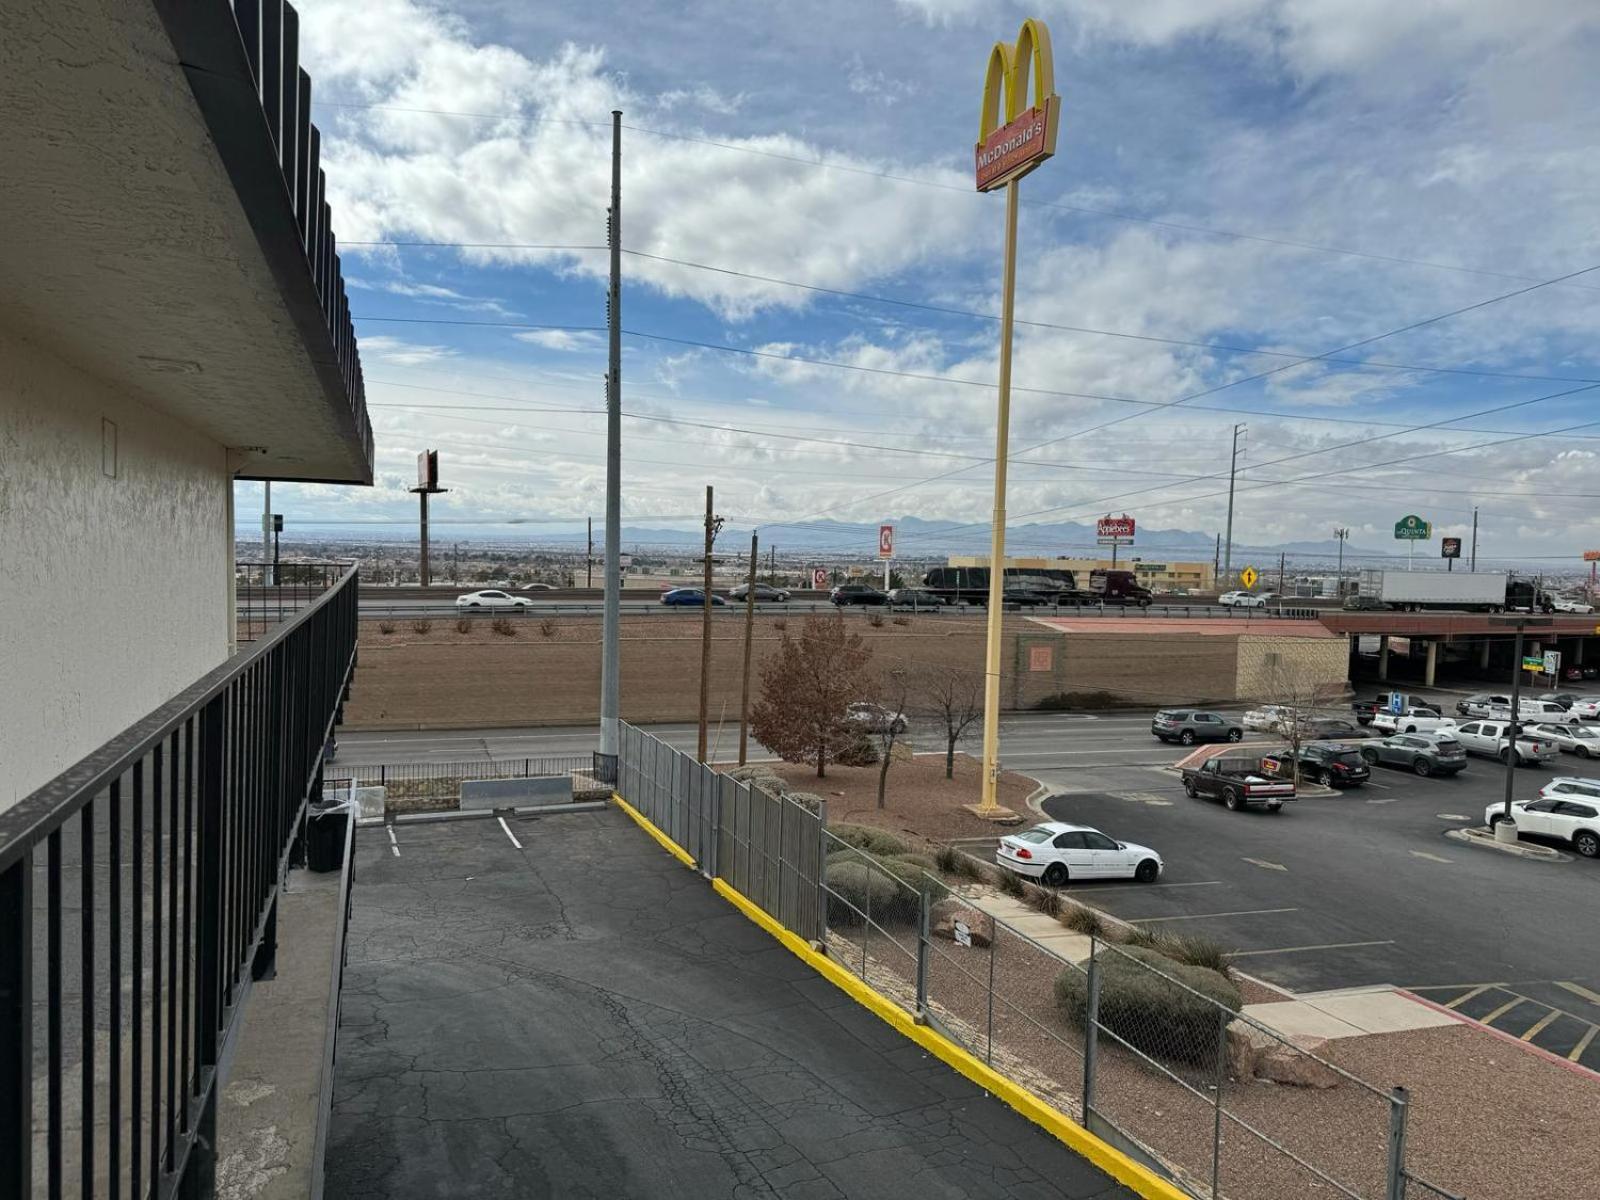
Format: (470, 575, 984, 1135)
(1441, 537, 1461, 559)
(1239, 566, 1259, 589)
(1394, 514, 1432, 540)
(1389, 693, 1405, 715)
(1545, 651, 1562, 678)
(878, 524, 894, 559)
(1523, 656, 1545, 673)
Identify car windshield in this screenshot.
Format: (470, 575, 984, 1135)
(1013, 828, 1054, 843)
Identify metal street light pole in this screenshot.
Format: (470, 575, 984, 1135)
(599, 111, 623, 774)
(1491, 615, 1552, 828)
(1223, 423, 1245, 580)
(1334, 528, 1349, 599)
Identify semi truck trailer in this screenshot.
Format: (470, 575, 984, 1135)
(1349, 569, 1509, 612)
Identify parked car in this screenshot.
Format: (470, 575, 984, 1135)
(1487, 698, 1582, 727)
(1540, 777, 1600, 805)
(830, 583, 888, 606)
(1261, 744, 1371, 788)
(1456, 693, 1509, 718)
(1551, 596, 1595, 614)
(996, 822, 1163, 884)
(845, 702, 906, 735)
(1359, 733, 1468, 777)
(1242, 704, 1291, 732)
(886, 587, 948, 609)
(1485, 794, 1600, 858)
(729, 582, 791, 602)
(1538, 692, 1580, 710)
(1451, 720, 1559, 765)
(1567, 696, 1600, 719)
(1353, 693, 1441, 724)
(1151, 709, 1244, 745)
(1527, 723, 1600, 757)
(1371, 708, 1457, 736)
(1180, 756, 1295, 811)
(1302, 717, 1380, 741)
(454, 589, 532, 609)
(661, 588, 727, 607)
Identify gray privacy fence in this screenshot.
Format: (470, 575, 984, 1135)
(612, 722, 1464, 1200)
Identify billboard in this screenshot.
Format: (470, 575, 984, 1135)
(1096, 515, 1136, 544)
(975, 20, 1060, 192)
(878, 524, 894, 559)
(1441, 537, 1462, 559)
(416, 449, 439, 491)
(1394, 514, 1431, 540)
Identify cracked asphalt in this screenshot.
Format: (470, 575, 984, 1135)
(324, 808, 1135, 1199)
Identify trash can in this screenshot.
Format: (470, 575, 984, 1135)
(306, 800, 349, 873)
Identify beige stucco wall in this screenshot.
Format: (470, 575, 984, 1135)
(1, 326, 231, 810)
(1235, 634, 1351, 702)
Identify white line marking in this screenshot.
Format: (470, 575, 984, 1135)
(386, 826, 400, 857)
(1241, 857, 1288, 872)
(1409, 850, 1453, 863)
(1437, 813, 1472, 821)
(1129, 907, 1300, 923)
(497, 816, 523, 850)
(1226, 940, 1396, 958)
(1062, 880, 1222, 893)
(1366, 797, 1401, 805)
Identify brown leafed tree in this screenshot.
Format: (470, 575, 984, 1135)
(911, 662, 985, 779)
(867, 669, 912, 809)
(750, 614, 873, 777)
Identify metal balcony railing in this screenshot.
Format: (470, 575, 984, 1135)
(0, 565, 359, 1199)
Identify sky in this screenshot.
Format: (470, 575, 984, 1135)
(244, 0, 1600, 563)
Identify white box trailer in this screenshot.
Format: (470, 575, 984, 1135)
(1356, 569, 1507, 611)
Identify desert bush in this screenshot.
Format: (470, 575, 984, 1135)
(539, 618, 558, 638)
(876, 852, 938, 882)
(997, 867, 1026, 898)
(827, 823, 909, 857)
(833, 734, 878, 767)
(866, 611, 885, 628)
(825, 858, 920, 925)
(377, 620, 396, 635)
(1054, 945, 1240, 1065)
(772, 617, 788, 631)
(1025, 884, 1062, 919)
(1120, 925, 1166, 951)
(786, 791, 825, 814)
(1162, 933, 1234, 980)
(891, 615, 911, 627)
(454, 617, 471, 634)
(1062, 904, 1107, 938)
(411, 619, 433, 635)
(934, 844, 976, 878)
(490, 617, 517, 637)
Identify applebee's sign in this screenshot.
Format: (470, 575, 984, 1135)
(1096, 515, 1135, 540)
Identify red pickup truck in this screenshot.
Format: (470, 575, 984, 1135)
(1181, 756, 1296, 812)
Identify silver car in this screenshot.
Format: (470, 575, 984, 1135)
(1527, 722, 1600, 758)
(1359, 733, 1468, 777)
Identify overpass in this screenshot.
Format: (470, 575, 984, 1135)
(1318, 612, 1599, 688)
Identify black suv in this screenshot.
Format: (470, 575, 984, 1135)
(1152, 710, 1244, 746)
(830, 583, 888, 606)
(1262, 744, 1371, 788)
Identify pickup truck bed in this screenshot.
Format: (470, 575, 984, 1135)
(1180, 756, 1296, 811)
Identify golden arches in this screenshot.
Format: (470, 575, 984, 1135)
(979, 18, 1056, 142)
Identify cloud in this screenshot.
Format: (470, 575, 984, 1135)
(514, 329, 604, 351)
(360, 335, 457, 365)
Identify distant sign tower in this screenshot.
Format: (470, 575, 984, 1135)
(410, 450, 448, 587)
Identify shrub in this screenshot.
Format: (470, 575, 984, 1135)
(825, 858, 920, 925)
(772, 617, 788, 631)
(934, 844, 964, 876)
(1062, 904, 1107, 938)
(1025, 884, 1062, 919)
(786, 790, 825, 814)
(997, 867, 1026, 898)
(1054, 945, 1240, 1065)
(1162, 933, 1234, 980)
(834, 735, 878, 767)
(377, 620, 396, 635)
(539, 618, 558, 638)
(880, 852, 938, 881)
(1120, 925, 1166, 951)
(866, 611, 885, 628)
(828, 823, 909, 857)
(454, 617, 471, 634)
(490, 617, 517, 637)
(891, 615, 911, 627)
(411, 619, 433, 635)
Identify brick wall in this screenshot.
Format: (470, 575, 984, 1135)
(1235, 634, 1350, 702)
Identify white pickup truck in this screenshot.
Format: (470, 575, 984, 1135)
(1371, 708, 1458, 735)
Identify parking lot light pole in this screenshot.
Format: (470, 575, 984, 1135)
(1491, 616, 1553, 825)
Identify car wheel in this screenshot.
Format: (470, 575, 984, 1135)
(1184, 780, 1198, 798)
(1179, 730, 1196, 745)
(1226, 728, 1243, 742)
(1361, 748, 1379, 765)
(1575, 831, 1600, 858)
(1488, 813, 1507, 827)
(1498, 748, 1512, 764)
(1403, 725, 1417, 734)
(1042, 863, 1069, 886)
(1581, 747, 1593, 759)
(1224, 789, 1242, 811)
(1134, 859, 1159, 882)
(1318, 769, 1334, 787)
(1413, 758, 1432, 777)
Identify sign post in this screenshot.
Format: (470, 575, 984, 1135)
(1393, 514, 1432, 571)
(974, 18, 1060, 816)
(879, 523, 894, 590)
(409, 450, 448, 587)
(1441, 536, 1461, 572)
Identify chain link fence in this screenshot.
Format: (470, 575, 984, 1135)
(612, 723, 1465, 1200)
(324, 755, 601, 805)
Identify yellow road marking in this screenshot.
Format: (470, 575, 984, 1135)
(1480, 995, 1527, 1025)
(1555, 980, 1600, 1006)
(1444, 984, 1495, 1010)
(1569, 1025, 1599, 1063)
(1520, 1009, 1561, 1042)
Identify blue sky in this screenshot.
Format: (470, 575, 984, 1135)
(247, 0, 1600, 560)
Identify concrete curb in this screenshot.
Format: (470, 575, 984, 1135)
(1445, 826, 1569, 861)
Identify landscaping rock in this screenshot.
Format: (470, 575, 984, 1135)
(929, 898, 993, 948)
(1255, 1036, 1341, 1089)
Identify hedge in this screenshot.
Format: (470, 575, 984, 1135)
(1054, 945, 1241, 1066)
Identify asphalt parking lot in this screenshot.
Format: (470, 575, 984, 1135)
(1034, 743, 1600, 1073)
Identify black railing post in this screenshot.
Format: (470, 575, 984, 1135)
(196, 695, 226, 1075)
(0, 855, 31, 1200)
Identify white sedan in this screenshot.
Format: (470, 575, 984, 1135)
(1242, 704, 1290, 732)
(1552, 596, 1595, 614)
(1569, 697, 1600, 720)
(1528, 723, 1600, 757)
(454, 589, 532, 609)
(996, 822, 1163, 885)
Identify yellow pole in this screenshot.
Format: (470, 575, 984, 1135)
(979, 178, 1021, 811)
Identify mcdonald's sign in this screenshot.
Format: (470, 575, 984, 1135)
(975, 18, 1062, 192)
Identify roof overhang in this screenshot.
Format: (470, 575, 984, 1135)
(0, 0, 372, 484)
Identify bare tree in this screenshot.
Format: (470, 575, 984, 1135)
(867, 669, 912, 808)
(1259, 653, 1345, 788)
(749, 614, 873, 777)
(913, 663, 984, 779)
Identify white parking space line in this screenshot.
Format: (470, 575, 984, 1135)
(1063, 880, 1222, 893)
(497, 816, 524, 850)
(1129, 907, 1300, 924)
(1409, 850, 1453, 863)
(1226, 940, 1396, 959)
(1241, 857, 1288, 872)
(386, 826, 400, 858)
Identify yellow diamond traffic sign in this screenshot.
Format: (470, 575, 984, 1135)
(1240, 566, 1259, 589)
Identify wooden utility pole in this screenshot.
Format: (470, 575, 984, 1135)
(739, 531, 759, 765)
(586, 517, 593, 588)
(696, 486, 722, 761)
(1277, 550, 1286, 595)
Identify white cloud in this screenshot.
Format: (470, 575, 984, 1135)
(360, 334, 457, 365)
(514, 329, 604, 351)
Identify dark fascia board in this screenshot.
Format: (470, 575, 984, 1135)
(152, 0, 374, 485)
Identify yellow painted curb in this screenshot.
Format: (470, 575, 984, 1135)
(611, 791, 697, 869)
(607, 786, 1186, 1200)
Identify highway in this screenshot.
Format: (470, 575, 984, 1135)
(350, 596, 1264, 620)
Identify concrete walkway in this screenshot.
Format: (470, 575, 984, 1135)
(1243, 986, 1459, 1042)
(325, 809, 1135, 1199)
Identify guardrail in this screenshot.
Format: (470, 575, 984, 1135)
(0, 565, 359, 1199)
(356, 600, 1325, 621)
